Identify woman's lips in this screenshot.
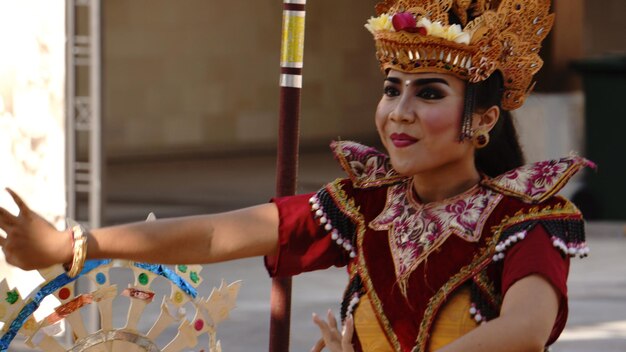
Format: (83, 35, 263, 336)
(390, 133, 418, 148)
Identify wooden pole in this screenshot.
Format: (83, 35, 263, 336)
(270, 0, 307, 351)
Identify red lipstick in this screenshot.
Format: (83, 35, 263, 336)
(390, 133, 418, 148)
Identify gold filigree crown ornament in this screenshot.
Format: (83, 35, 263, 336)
(366, 0, 554, 110)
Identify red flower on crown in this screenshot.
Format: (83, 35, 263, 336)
(392, 12, 415, 31)
(391, 12, 427, 34)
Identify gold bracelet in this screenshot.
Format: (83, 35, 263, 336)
(65, 219, 89, 278)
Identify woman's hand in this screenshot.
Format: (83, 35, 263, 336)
(0, 188, 71, 270)
(311, 309, 354, 352)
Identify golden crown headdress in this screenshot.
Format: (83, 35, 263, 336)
(366, 0, 554, 110)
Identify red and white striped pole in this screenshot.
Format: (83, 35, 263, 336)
(270, 0, 306, 351)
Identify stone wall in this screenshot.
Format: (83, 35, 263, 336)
(104, 0, 380, 157)
(0, 2, 65, 231)
(103, 0, 624, 159)
(0, 0, 66, 324)
(584, 0, 626, 57)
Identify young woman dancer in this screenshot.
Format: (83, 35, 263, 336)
(0, 0, 590, 350)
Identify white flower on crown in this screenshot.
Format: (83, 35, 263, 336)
(365, 13, 395, 33)
(416, 18, 471, 45)
(364, 12, 472, 45)
(444, 24, 471, 44)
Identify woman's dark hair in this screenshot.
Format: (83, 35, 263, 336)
(471, 71, 525, 177)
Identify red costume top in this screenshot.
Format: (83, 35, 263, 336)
(265, 141, 591, 351)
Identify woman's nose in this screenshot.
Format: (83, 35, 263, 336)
(389, 100, 417, 123)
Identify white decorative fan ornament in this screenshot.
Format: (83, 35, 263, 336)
(0, 214, 241, 352)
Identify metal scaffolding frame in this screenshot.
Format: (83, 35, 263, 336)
(66, 0, 102, 229)
(65, 0, 102, 335)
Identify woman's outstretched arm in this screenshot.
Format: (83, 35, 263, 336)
(89, 204, 279, 264)
(0, 188, 279, 270)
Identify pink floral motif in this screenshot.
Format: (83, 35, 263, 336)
(484, 156, 594, 203)
(526, 160, 569, 196)
(332, 141, 403, 188)
(348, 156, 382, 180)
(370, 181, 502, 279)
(444, 199, 484, 230)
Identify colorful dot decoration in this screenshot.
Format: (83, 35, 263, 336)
(58, 288, 71, 300)
(189, 272, 199, 284)
(194, 319, 204, 331)
(5, 290, 18, 305)
(138, 273, 149, 286)
(177, 265, 188, 273)
(96, 272, 106, 285)
(23, 318, 35, 331)
(174, 291, 184, 304)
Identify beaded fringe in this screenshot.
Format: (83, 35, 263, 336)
(469, 281, 498, 324)
(472, 218, 588, 324)
(492, 219, 588, 263)
(341, 275, 364, 322)
(309, 188, 357, 258)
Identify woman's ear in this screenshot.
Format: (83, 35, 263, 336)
(474, 105, 500, 132)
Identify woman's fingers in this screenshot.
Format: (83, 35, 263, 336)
(0, 207, 18, 227)
(327, 309, 338, 331)
(0, 189, 67, 270)
(341, 315, 355, 351)
(313, 310, 354, 352)
(5, 188, 30, 217)
(313, 313, 332, 339)
(0, 207, 16, 247)
(310, 338, 325, 352)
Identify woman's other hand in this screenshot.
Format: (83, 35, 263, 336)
(0, 188, 71, 270)
(311, 309, 355, 352)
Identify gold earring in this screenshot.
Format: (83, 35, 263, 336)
(472, 130, 490, 149)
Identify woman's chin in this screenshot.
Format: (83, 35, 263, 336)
(390, 161, 422, 176)
(390, 157, 449, 176)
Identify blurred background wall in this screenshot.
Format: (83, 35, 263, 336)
(0, 0, 66, 327)
(103, 0, 381, 158)
(101, 0, 625, 160)
(583, 0, 625, 56)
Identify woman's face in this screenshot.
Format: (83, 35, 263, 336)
(375, 70, 472, 176)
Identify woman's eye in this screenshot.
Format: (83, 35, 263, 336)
(383, 86, 400, 97)
(417, 88, 444, 100)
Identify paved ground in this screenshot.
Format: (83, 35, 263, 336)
(8, 148, 626, 351)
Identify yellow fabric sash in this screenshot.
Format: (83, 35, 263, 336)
(354, 286, 477, 351)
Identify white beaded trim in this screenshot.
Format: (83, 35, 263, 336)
(551, 237, 589, 258)
(492, 230, 527, 262)
(346, 293, 360, 316)
(309, 195, 357, 258)
(492, 229, 590, 262)
(469, 303, 484, 323)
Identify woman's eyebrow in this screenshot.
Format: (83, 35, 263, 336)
(410, 78, 450, 86)
(385, 77, 450, 86)
(384, 77, 402, 84)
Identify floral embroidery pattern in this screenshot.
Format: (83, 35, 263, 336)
(483, 156, 595, 203)
(370, 180, 502, 287)
(331, 141, 404, 188)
